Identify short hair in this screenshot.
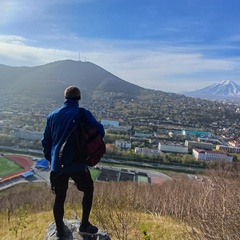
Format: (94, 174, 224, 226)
(64, 86, 81, 100)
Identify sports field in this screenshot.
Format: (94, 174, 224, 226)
(0, 156, 23, 178)
(95, 167, 150, 183)
(89, 168, 99, 180)
(137, 175, 149, 183)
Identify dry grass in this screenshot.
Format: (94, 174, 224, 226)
(0, 162, 240, 239)
(0, 211, 52, 240)
(0, 210, 191, 240)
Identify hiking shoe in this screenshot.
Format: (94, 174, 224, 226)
(56, 229, 65, 238)
(79, 223, 98, 235)
(56, 224, 66, 239)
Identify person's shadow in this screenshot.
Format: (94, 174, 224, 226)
(81, 235, 98, 240)
(59, 227, 110, 240)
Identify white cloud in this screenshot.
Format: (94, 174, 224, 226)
(84, 48, 237, 90)
(0, 35, 75, 66)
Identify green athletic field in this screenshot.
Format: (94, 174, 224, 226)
(89, 168, 100, 181)
(0, 156, 23, 178)
(137, 175, 149, 183)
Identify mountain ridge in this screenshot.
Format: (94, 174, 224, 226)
(2, 59, 239, 104)
(0, 60, 146, 101)
(184, 80, 240, 101)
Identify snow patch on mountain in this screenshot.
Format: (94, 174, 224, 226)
(184, 80, 240, 101)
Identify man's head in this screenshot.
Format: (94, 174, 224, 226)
(64, 86, 81, 100)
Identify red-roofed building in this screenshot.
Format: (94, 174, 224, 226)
(105, 143, 114, 152)
(192, 148, 233, 161)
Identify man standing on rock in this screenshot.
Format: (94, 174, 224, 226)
(41, 86, 105, 238)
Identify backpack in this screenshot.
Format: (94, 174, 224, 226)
(59, 108, 106, 167)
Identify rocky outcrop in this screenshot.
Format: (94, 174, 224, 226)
(44, 219, 111, 240)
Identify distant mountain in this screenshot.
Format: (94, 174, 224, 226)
(0, 60, 145, 101)
(184, 80, 240, 101)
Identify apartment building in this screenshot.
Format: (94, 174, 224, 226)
(115, 140, 131, 150)
(11, 130, 42, 140)
(192, 148, 233, 161)
(216, 145, 240, 154)
(101, 119, 119, 128)
(158, 143, 188, 154)
(185, 140, 213, 150)
(135, 147, 161, 156)
(182, 130, 211, 138)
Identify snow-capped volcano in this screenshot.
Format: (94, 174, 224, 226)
(199, 80, 240, 96)
(184, 80, 240, 101)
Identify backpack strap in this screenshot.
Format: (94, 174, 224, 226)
(59, 123, 78, 168)
(59, 107, 87, 168)
(78, 107, 85, 121)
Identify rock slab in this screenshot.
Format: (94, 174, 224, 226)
(44, 219, 111, 240)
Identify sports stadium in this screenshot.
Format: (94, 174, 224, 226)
(0, 154, 34, 183)
(0, 154, 171, 187)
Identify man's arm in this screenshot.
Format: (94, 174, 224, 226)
(41, 120, 52, 162)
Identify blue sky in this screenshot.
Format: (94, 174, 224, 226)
(1, 0, 240, 93)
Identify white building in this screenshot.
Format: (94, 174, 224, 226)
(115, 140, 131, 150)
(108, 125, 131, 134)
(158, 143, 188, 154)
(11, 130, 42, 140)
(216, 145, 240, 154)
(101, 119, 119, 128)
(197, 137, 222, 144)
(134, 131, 152, 137)
(192, 148, 233, 161)
(135, 147, 161, 156)
(185, 140, 213, 150)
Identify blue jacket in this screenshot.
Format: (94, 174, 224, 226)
(41, 99, 105, 172)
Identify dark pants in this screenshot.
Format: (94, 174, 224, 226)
(50, 169, 94, 232)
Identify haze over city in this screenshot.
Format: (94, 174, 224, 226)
(1, 0, 240, 93)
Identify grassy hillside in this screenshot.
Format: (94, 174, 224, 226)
(0, 162, 240, 239)
(0, 210, 191, 240)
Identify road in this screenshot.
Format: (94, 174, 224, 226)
(101, 158, 205, 173)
